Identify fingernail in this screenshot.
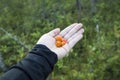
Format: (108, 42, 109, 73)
(79, 23, 83, 26)
(81, 29, 84, 33)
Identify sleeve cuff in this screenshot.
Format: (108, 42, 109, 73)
(29, 44, 58, 68)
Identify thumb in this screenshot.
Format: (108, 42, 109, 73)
(48, 28, 60, 37)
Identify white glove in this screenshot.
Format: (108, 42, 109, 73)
(36, 23, 84, 59)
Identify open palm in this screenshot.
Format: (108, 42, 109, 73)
(37, 23, 84, 59)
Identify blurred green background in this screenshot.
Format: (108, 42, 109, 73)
(0, 0, 120, 80)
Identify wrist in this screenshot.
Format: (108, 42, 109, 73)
(30, 44, 58, 64)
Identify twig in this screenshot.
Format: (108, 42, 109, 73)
(91, 0, 98, 14)
(76, 0, 81, 22)
(0, 52, 7, 72)
(0, 27, 29, 51)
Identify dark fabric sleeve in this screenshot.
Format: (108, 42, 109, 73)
(0, 44, 58, 80)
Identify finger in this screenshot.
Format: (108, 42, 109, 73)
(55, 48, 68, 59)
(62, 44, 70, 53)
(59, 23, 78, 36)
(64, 23, 83, 40)
(68, 34, 83, 49)
(48, 28, 60, 37)
(68, 28, 84, 42)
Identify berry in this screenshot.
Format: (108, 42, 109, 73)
(55, 35, 67, 47)
(55, 35, 62, 41)
(62, 38, 67, 43)
(62, 41, 66, 46)
(56, 41, 62, 47)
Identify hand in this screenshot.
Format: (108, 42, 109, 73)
(36, 23, 84, 59)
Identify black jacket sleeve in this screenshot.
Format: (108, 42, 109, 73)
(0, 44, 58, 80)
